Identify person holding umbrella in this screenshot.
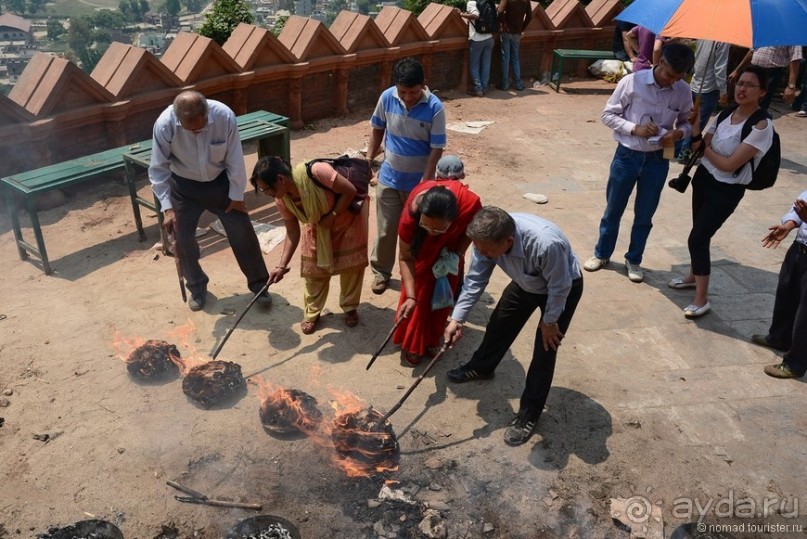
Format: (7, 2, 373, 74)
(250, 156, 369, 334)
(667, 66, 775, 319)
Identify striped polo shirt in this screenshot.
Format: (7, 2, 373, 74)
(370, 86, 447, 191)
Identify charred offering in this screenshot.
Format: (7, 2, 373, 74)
(37, 519, 123, 539)
(182, 360, 245, 408)
(125, 340, 180, 379)
(259, 388, 323, 435)
(331, 408, 399, 475)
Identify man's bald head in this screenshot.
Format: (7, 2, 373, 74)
(173, 91, 209, 128)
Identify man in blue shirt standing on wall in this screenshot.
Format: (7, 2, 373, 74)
(367, 57, 447, 294)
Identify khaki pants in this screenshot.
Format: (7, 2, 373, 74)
(303, 268, 365, 321)
(371, 182, 410, 281)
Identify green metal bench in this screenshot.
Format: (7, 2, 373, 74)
(124, 118, 290, 253)
(549, 49, 616, 93)
(1, 110, 289, 275)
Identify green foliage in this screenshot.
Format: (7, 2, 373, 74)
(271, 14, 287, 37)
(47, 17, 65, 40)
(162, 0, 179, 15)
(198, 0, 254, 45)
(8, 0, 26, 15)
(356, 0, 369, 14)
(91, 8, 126, 29)
(181, 0, 203, 13)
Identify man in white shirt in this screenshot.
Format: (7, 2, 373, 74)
(149, 91, 270, 311)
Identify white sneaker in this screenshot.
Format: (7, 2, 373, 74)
(625, 260, 643, 282)
(583, 256, 609, 272)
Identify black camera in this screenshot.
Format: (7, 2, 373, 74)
(668, 171, 692, 193)
(668, 149, 702, 193)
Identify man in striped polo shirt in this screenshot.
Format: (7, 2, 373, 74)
(367, 58, 447, 294)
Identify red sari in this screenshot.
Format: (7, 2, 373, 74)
(392, 180, 482, 356)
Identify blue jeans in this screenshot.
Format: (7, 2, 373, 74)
(677, 89, 720, 156)
(470, 37, 494, 93)
(594, 145, 670, 265)
(500, 33, 522, 89)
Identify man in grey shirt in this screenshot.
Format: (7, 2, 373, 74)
(444, 207, 584, 446)
(149, 91, 270, 311)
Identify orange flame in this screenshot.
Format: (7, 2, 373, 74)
(254, 376, 322, 435)
(110, 321, 208, 374)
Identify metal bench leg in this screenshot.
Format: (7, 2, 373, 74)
(4, 189, 27, 261)
(25, 197, 52, 275)
(125, 161, 147, 242)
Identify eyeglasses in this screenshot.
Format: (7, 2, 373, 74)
(419, 220, 451, 234)
(736, 81, 760, 89)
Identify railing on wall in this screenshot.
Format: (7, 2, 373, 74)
(0, 0, 621, 178)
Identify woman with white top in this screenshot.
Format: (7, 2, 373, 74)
(668, 66, 775, 318)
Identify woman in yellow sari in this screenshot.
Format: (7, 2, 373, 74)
(251, 156, 369, 334)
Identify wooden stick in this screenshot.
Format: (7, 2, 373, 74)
(210, 269, 288, 360)
(366, 317, 404, 370)
(166, 480, 207, 500)
(373, 344, 449, 429)
(174, 496, 262, 510)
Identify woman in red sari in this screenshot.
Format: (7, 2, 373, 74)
(394, 180, 482, 366)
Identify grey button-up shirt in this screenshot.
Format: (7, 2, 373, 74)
(451, 213, 582, 325)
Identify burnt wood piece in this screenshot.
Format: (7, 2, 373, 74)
(259, 388, 323, 435)
(331, 408, 399, 474)
(182, 360, 245, 408)
(126, 340, 180, 379)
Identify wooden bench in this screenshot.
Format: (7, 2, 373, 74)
(549, 49, 616, 93)
(1, 110, 289, 274)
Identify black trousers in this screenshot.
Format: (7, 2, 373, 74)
(169, 172, 269, 296)
(768, 242, 807, 373)
(688, 167, 746, 276)
(465, 277, 584, 419)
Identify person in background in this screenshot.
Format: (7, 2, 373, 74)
(497, 0, 532, 91)
(612, 20, 636, 63)
(677, 40, 730, 163)
(626, 25, 662, 72)
(751, 192, 807, 380)
(459, 0, 495, 96)
(444, 207, 583, 446)
(250, 156, 369, 335)
(394, 158, 482, 366)
(667, 66, 774, 319)
(149, 90, 271, 312)
(584, 43, 695, 283)
(367, 58, 446, 296)
(729, 46, 802, 110)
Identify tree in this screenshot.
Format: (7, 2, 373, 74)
(355, 0, 369, 15)
(198, 0, 254, 45)
(47, 17, 65, 40)
(271, 14, 287, 37)
(163, 0, 180, 16)
(92, 9, 126, 30)
(139, 0, 149, 14)
(182, 0, 203, 13)
(9, 0, 25, 15)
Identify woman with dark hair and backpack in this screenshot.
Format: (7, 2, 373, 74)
(394, 181, 482, 366)
(250, 156, 369, 334)
(668, 65, 775, 319)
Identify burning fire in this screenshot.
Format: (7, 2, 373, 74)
(111, 320, 209, 375)
(254, 377, 323, 435)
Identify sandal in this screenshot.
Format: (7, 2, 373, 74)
(401, 350, 421, 367)
(668, 278, 696, 289)
(301, 315, 320, 335)
(344, 310, 359, 327)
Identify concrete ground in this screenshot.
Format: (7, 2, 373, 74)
(0, 78, 805, 538)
